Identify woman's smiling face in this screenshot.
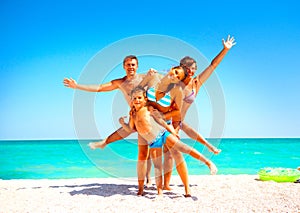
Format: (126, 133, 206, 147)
(168, 66, 185, 83)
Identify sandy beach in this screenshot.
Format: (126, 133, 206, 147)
(1, 175, 299, 213)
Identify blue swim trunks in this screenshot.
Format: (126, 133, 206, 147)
(149, 130, 170, 148)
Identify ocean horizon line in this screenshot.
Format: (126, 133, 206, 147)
(1, 137, 300, 142)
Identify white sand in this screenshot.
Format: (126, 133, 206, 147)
(1, 175, 299, 213)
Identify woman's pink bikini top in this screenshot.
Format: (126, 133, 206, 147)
(183, 89, 196, 104)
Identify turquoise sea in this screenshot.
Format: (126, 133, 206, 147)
(0, 138, 299, 179)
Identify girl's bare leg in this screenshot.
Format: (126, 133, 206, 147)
(149, 148, 163, 195)
(181, 122, 221, 154)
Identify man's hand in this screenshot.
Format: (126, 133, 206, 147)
(63, 78, 77, 89)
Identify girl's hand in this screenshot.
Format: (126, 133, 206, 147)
(119, 116, 127, 125)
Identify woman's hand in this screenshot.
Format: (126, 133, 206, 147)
(222, 35, 236, 50)
(146, 68, 157, 76)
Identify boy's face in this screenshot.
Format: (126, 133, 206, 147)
(131, 91, 147, 110)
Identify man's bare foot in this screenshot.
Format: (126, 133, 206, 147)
(137, 189, 144, 196)
(163, 185, 172, 191)
(88, 139, 107, 150)
(209, 162, 218, 175)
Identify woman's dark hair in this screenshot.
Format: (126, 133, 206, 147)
(180, 56, 197, 72)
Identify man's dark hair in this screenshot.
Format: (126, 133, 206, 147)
(123, 55, 138, 65)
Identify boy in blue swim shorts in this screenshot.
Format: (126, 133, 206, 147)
(119, 86, 217, 196)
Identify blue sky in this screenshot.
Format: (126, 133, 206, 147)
(1, 0, 299, 139)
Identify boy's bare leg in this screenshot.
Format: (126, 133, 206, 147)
(169, 148, 191, 197)
(145, 156, 152, 187)
(181, 122, 221, 154)
(167, 135, 218, 175)
(137, 135, 149, 196)
(149, 148, 163, 195)
(89, 127, 131, 150)
(162, 144, 173, 190)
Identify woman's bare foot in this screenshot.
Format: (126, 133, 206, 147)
(88, 139, 107, 150)
(208, 146, 221, 155)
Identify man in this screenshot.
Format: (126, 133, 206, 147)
(63, 55, 151, 195)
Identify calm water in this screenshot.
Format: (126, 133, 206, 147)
(0, 138, 299, 179)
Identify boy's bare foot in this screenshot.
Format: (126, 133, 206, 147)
(145, 179, 152, 188)
(88, 139, 107, 150)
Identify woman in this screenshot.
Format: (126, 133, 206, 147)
(146, 35, 236, 189)
(177, 35, 236, 153)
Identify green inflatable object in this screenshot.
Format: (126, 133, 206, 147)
(258, 168, 300, 182)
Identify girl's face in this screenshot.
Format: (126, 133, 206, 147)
(187, 62, 197, 76)
(168, 67, 185, 83)
(131, 91, 147, 111)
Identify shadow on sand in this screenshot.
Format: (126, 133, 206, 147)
(47, 183, 198, 200)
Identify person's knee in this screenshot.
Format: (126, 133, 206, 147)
(171, 150, 184, 163)
(181, 122, 188, 131)
(138, 146, 149, 160)
(152, 159, 163, 170)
